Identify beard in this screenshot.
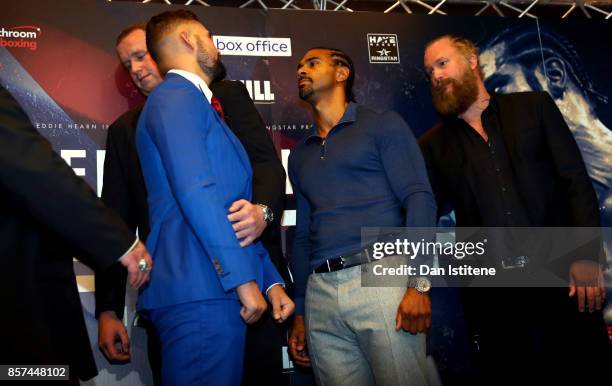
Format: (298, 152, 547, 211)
(195, 36, 225, 82)
(430, 67, 479, 117)
(298, 79, 314, 100)
(212, 59, 227, 82)
(298, 77, 336, 101)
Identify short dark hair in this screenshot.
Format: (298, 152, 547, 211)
(115, 22, 147, 47)
(308, 46, 356, 102)
(146, 10, 200, 64)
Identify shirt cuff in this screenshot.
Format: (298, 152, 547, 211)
(118, 238, 139, 261)
(265, 282, 284, 296)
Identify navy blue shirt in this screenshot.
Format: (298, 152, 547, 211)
(288, 102, 437, 314)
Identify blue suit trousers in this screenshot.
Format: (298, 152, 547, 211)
(148, 299, 246, 386)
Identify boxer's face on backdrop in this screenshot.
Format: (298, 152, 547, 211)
(424, 38, 479, 116)
(297, 49, 340, 101)
(116, 29, 162, 96)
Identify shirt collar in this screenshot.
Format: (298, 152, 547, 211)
(167, 69, 213, 103)
(305, 102, 358, 142)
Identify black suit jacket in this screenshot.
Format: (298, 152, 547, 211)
(95, 79, 287, 318)
(0, 86, 135, 380)
(419, 91, 600, 272)
(419, 91, 599, 228)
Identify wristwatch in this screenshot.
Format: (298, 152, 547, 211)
(413, 277, 431, 293)
(256, 204, 274, 224)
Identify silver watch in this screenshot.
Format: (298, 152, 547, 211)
(256, 204, 274, 224)
(413, 277, 431, 293)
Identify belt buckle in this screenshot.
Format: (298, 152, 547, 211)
(501, 255, 529, 270)
(329, 256, 345, 271)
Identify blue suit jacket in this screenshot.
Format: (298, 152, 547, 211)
(135, 73, 283, 311)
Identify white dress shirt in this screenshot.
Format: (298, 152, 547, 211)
(167, 69, 213, 103)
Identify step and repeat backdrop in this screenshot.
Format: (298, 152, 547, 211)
(1, 0, 610, 384)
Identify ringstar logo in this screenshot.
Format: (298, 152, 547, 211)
(367, 33, 400, 64)
(0, 25, 41, 51)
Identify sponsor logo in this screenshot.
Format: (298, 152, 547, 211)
(215, 36, 291, 57)
(0, 25, 41, 51)
(239, 80, 275, 103)
(367, 33, 400, 64)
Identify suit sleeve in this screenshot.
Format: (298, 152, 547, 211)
(144, 89, 259, 292)
(539, 92, 602, 266)
(95, 121, 134, 319)
(0, 86, 135, 272)
(220, 82, 286, 225)
(540, 92, 600, 228)
(260, 244, 284, 290)
(288, 153, 311, 315)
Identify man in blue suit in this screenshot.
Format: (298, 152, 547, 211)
(135, 10, 294, 386)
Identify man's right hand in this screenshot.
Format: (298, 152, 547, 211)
(119, 240, 152, 289)
(236, 281, 267, 324)
(98, 311, 130, 363)
(288, 315, 311, 367)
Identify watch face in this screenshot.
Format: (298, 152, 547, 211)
(416, 278, 431, 293)
(260, 205, 273, 222)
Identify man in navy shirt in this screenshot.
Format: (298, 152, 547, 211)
(287, 47, 439, 386)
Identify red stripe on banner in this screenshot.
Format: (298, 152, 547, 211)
(9, 24, 143, 123)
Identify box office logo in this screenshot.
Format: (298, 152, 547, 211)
(0, 26, 41, 51)
(215, 36, 291, 57)
(367, 34, 400, 64)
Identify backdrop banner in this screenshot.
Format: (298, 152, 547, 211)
(1, 1, 610, 385)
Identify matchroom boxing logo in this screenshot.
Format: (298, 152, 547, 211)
(0, 25, 41, 51)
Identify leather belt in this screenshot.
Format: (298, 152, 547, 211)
(313, 249, 373, 274)
(313, 233, 411, 274)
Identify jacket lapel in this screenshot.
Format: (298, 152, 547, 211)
(494, 95, 518, 161)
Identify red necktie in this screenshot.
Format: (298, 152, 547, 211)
(210, 96, 226, 122)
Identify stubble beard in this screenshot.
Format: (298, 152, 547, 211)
(196, 36, 224, 82)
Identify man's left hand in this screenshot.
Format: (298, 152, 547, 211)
(569, 259, 606, 313)
(228, 199, 267, 247)
(395, 288, 431, 334)
(267, 285, 295, 323)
